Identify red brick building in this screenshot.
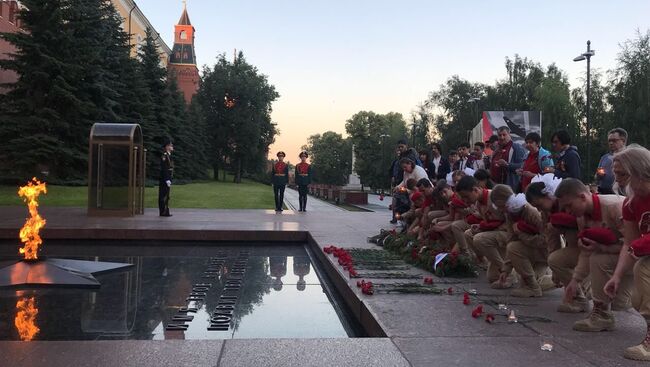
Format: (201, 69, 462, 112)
(0, 0, 24, 92)
(168, 4, 199, 104)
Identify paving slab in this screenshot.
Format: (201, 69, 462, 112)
(393, 336, 590, 367)
(363, 293, 537, 338)
(217, 338, 410, 367)
(0, 340, 223, 367)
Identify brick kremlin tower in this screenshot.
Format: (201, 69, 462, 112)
(168, 1, 199, 104)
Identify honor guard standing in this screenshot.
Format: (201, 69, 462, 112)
(159, 139, 174, 217)
(295, 151, 313, 212)
(272, 151, 289, 213)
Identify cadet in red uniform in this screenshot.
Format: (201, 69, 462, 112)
(272, 151, 289, 213)
(604, 145, 650, 361)
(295, 151, 313, 212)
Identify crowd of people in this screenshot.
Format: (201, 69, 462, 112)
(388, 127, 649, 362)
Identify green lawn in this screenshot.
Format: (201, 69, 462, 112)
(0, 179, 276, 209)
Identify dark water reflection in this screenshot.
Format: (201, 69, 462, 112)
(0, 242, 351, 340)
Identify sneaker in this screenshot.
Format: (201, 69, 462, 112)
(511, 284, 543, 298)
(573, 310, 615, 332)
(490, 279, 513, 289)
(623, 343, 650, 361)
(557, 301, 589, 313)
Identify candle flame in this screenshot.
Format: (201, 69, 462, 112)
(18, 178, 47, 260)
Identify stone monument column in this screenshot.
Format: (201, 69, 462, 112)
(343, 144, 362, 191)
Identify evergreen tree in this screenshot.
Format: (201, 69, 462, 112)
(197, 52, 279, 183)
(137, 28, 174, 174)
(0, 0, 83, 181)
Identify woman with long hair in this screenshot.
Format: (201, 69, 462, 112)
(604, 145, 650, 361)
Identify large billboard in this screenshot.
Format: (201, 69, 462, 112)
(470, 111, 542, 146)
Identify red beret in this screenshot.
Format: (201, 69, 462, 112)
(466, 214, 481, 225)
(630, 234, 650, 257)
(410, 191, 423, 202)
(479, 220, 504, 231)
(578, 227, 619, 245)
(516, 219, 540, 234)
(550, 212, 578, 229)
(450, 196, 467, 209)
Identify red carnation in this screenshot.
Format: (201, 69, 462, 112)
(361, 281, 374, 295)
(463, 292, 471, 305)
(356, 280, 363, 288)
(447, 287, 453, 295)
(471, 305, 483, 318)
(349, 269, 358, 277)
(485, 313, 495, 323)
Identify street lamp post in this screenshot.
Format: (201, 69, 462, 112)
(574, 40, 595, 175)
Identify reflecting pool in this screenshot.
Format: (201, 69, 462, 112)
(0, 241, 358, 341)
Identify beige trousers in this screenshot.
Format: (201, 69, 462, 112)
(473, 230, 509, 282)
(450, 220, 470, 252)
(590, 252, 633, 310)
(548, 230, 591, 300)
(632, 256, 650, 321)
(507, 240, 548, 282)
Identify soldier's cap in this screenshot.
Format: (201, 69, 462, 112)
(276, 151, 286, 157)
(549, 212, 578, 228)
(161, 138, 173, 148)
(410, 191, 423, 202)
(299, 151, 308, 158)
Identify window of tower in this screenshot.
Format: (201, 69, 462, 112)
(180, 30, 187, 40)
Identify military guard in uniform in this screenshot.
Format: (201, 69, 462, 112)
(295, 151, 312, 212)
(272, 151, 289, 213)
(159, 139, 174, 217)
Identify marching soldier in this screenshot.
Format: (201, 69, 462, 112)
(295, 151, 312, 212)
(272, 151, 289, 213)
(159, 139, 174, 217)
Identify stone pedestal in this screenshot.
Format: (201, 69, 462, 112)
(339, 191, 368, 205)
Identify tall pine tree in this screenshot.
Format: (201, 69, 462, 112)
(0, 0, 84, 182)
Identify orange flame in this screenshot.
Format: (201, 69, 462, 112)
(15, 296, 39, 341)
(18, 178, 47, 260)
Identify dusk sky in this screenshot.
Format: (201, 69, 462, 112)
(136, 0, 650, 161)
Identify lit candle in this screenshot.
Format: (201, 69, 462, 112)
(507, 310, 518, 323)
(540, 342, 554, 352)
(596, 167, 606, 176)
(540, 335, 554, 352)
